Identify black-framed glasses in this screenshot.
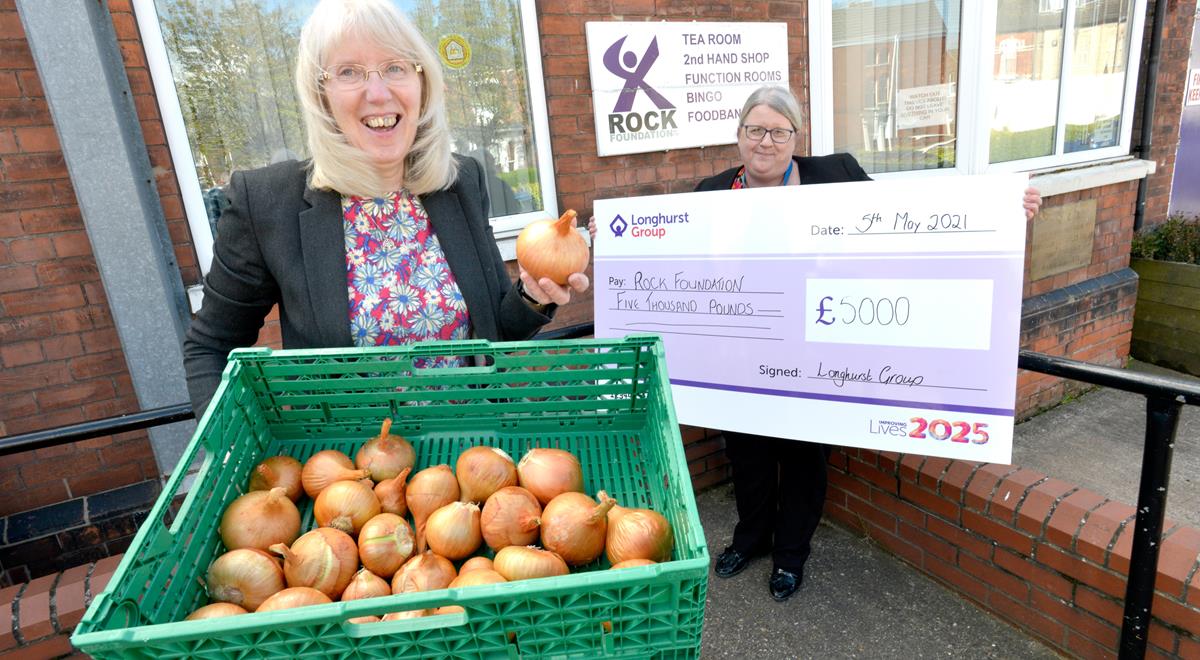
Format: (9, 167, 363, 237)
(320, 60, 423, 89)
(742, 124, 795, 144)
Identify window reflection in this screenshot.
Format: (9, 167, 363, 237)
(990, 0, 1065, 163)
(1063, 0, 1133, 153)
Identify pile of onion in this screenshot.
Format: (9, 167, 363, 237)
(185, 602, 248, 620)
(302, 450, 371, 498)
(424, 501, 482, 560)
(406, 465, 459, 552)
(204, 548, 285, 612)
(357, 513, 415, 579)
(340, 568, 391, 602)
(480, 486, 541, 551)
(374, 467, 411, 517)
(539, 491, 614, 566)
(247, 455, 303, 502)
(456, 446, 517, 504)
(219, 487, 300, 552)
(270, 528, 359, 600)
(314, 479, 380, 536)
(392, 551, 457, 594)
(256, 587, 332, 612)
(603, 492, 674, 564)
(517, 448, 583, 505)
(493, 546, 568, 581)
(515, 209, 589, 285)
(356, 419, 415, 482)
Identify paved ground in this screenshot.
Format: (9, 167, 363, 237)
(696, 360, 1200, 658)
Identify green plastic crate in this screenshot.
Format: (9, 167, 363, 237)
(71, 336, 708, 659)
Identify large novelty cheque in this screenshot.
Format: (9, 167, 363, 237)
(593, 174, 1028, 464)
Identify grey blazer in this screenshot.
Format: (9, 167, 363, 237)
(183, 155, 551, 416)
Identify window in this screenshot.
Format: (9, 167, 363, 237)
(810, 0, 1146, 177)
(133, 0, 555, 276)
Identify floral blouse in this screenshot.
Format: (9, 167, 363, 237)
(343, 191, 470, 367)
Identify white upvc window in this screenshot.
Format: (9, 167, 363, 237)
(809, 0, 1147, 180)
(134, 0, 556, 276)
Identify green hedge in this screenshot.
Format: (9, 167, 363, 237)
(1132, 215, 1200, 265)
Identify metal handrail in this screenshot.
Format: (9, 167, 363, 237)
(1, 326, 1195, 659)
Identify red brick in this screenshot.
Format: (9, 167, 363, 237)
(938, 460, 977, 501)
(988, 590, 1065, 647)
(916, 456, 951, 490)
(960, 550, 1030, 603)
(897, 520, 956, 564)
(81, 328, 120, 353)
(848, 491, 897, 534)
(898, 454, 922, 483)
(41, 334, 84, 360)
(870, 487, 926, 527)
(1036, 542, 1126, 598)
(899, 480, 960, 522)
(0, 360, 73, 395)
(9, 236, 54, 261)
(924, 553, 989, 605)
(963, 463, 1015, 511)
(0, 264, 36, 292)
(36, 257, 99, 286)
(926, 514, 994, 560)
(989, 469, 1046, 523)
(3, 635, 74, 659)
(847, 456, 897, 493)
(20, 206, 82, 233)
(1076, 501, 1136, 567)
(12, 125, 60, 152)
(1156, 527, 1200, 599)
(1148, 622, 1178, 656)
(68, 459, 145, 497)
(828, 467, 870, 501)
(1178, 635, 1200, 658)
(1015, 479, 1078, 536)
(1045, 490, 1108, 550)
(865, 523, 923, 569)
(0, 284, 84, 315)
(1034, 587, 1120, 649)
(0, 126, 14, 152)
(34, 379, 116, 411)
(962, 508, 1034, 555)
(53, 563, 93, 630)
(994, 548, 1072, 600)
(15, 573, 56, 640)
(3, 152, 68, 180)
(0, 392, 36, 420)
(1150, 595, 1200, 638)
(0, 480, 68, 517)
(876, 451, 901, 474)
(1, 338, 43, 367)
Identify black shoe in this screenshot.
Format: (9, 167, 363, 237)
(769, 568, 801, 601)
(714, 547, 752, 578)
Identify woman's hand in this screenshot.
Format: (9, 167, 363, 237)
(519, 266, 590, 308)
(587, 216, 597, 242)
(1023, 186, 1042, 221)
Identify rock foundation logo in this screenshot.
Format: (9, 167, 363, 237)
(609, 215, 628, 237)
(610, 211, 689, 239)
(602, 36, 679, 142)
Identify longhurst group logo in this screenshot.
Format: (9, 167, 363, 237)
(602, 36, 679, 143)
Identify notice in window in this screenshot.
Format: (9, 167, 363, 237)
(895, 83, 955, 130)
(585, 21, 788, 156)
(592, 174, 1029, 463)
(1188, 69, 1200, 107)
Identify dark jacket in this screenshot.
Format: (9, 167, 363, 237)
(183, 155, 550, 416)
(695, 153, 872, 192)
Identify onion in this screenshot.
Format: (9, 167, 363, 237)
(493, 546, 568, 581)
(256, 586, 332, 612)
(425, 502, 482, 560)
(270, 528, 359, 599)
(382, 609, 428, 621)
(356, 419, 416, 482)
(459, 556, 494, 574)
(340, 568, 392, 602)
(448, 569, 506, 588)
(517, 448, 583, 505)
(610, 558, 657, 569)
(603, 493, 674, 565)
(357, 513, 415, 579)
(374, 467, 411, 517)
(515, 209, 589, 285)
(302, 449, 371, 498)
(433, 605, 465, 615)
(481, 486, 541, 551)
(185, 602, 248, 620)
(348, 615, 381, 624)
(314, 479, 381, 536)
(540, 491, 615, 566)
(219, 487, 301, 552)
(456, 446, 517, 504)
(247, 455, 304, 502)
(407, 465, 460, 552)
(204, 548, 285, 611)
(391, 551, 457, 594)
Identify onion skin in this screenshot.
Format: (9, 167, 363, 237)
(348, 615, 381, 624)
(391, 551, 457, 594)
(382, 609, 428, 621)
(185, 602, 248, 620)
(256, 586, 332, 612)
(515, 209, 589, 285)
(357, 513, 415, 579)
(458, 556, 495, 574)
(219, 487, 301, 552)
(493, 546, 569, 581)
(448, 569, 506, 588)
(356, 419, 416, 482)
(314, 479, 381, 536)
(610, 558, 657, 569)
(248, 456, 304, 502)
(517, 448, 583, 506)
(302, 450, 371, 498)
(340, 568, 392, 602)
(456, 446, 518, 504)
(270, 528, 359, 600)
(374, 467, 411, 517)
(204, 548, 285, 612)
(407, 465, 460, 553)
(539, 491, 615, 566)
(604, 495, 674, 565)
(425, 501, 482, 560)
(481, 486, 542, 551)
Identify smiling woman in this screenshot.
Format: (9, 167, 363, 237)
(180, 0, 589, 417)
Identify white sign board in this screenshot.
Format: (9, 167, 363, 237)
(1187, 68, 1200, 106)
(592, 175, 1029, 464)
(585, 22, 788, 156)
(896, 83, 955, 130)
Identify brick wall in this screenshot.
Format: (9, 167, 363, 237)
(0, 0, 192, 585)
(825, 447, 1200, 658)
(0, 554, 120, 659)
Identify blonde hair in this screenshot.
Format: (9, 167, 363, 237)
(295, 0, 456, 196)
(738, 86, 806, 135)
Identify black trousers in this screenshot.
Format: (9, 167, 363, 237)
(724, 431, 831, 575)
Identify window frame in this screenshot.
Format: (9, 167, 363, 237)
(133, 0, 558, 277)
(808, 0, 1148, 180)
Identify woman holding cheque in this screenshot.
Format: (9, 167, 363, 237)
(593, 85, 1041, 601)
(183, 0, 589, 417)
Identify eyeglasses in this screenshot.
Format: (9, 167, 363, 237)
(742, 124, 796, 144)
(320, 60, 423, 89)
